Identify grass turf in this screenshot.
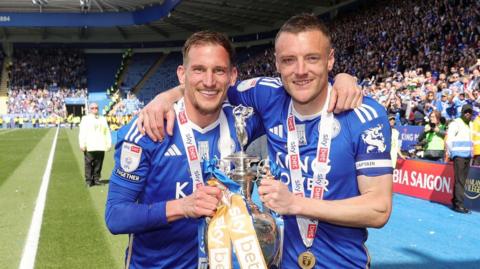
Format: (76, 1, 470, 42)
(2, 128, 479, 269)
(0, 128, 49, 187)
(34, 129, 124, 268)
(0, 128, 126, 268)
(0, 129, 54, 269)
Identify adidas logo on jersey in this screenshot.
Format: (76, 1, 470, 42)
(269, 124, 283, 138)
(164, 144, 182, 156)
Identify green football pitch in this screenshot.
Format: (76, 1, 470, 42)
(0, 128, 127, 269)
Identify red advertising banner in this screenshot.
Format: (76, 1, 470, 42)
(393, 159, 454, 205)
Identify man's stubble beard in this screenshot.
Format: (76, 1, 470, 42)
(193, 101, 222, 116)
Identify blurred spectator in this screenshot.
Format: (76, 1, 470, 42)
(417, 110, 446, 161)
(472, 114, 480, 166)
(390, 114, 407, 168)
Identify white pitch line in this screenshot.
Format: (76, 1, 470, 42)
(19, 127, 60, 269)
(0, 129, 16, 136)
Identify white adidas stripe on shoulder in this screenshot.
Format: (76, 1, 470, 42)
(354, 104, 381, 123)
(258, 81, 282, 88)
(362, 104, 379, 118)
(125, 119, 138, 140)
(258, 77, 282, 88)
(261, 77, 282, 84)
(357, 106, 373, 121)
(125, 120, 145, 143)
(354, 109, 366, 123)
(127, 127, 139, 142)
(133, 133, 144, 144)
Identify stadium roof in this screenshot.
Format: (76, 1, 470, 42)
(0, 0, 161, 13)
(0, 0, 356, 43)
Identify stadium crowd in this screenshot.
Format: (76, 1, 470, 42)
(3, 48, 88, 127)
(10, 48, 87, 90)
(235, 0, 480, 124)
(4, 87, 87, 128)
(2, 0, 480, 143)
(237, 47, 276, 80)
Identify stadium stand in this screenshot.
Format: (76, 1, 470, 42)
(11, 48, 86, 90)
(120, 52, 163, 93)
(1, 0, 479, 133)
(1, 2, 479, 269)
(237, 45, 276, 80)
(136, 52, 182, 103)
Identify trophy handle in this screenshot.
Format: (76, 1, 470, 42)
(256, 158, 271, 185)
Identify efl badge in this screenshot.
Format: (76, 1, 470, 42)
(120, 142, 142, 172)
(236, 78, 259, 92)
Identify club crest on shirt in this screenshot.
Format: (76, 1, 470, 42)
(236, 78, 259, 92)
(198, 140, 210, 160)
(297, 124, 307, 145)
(361, 124, 386, 153)
(121, 142, 142, 172)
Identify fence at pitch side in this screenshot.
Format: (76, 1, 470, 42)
(393, 159, 480, 212)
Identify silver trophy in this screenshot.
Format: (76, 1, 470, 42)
(205, 105, 281, 267)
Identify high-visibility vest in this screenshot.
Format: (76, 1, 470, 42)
(446, 117, 473, 158)
(424, 124, 446, 151)
(79, 114, 111, 152)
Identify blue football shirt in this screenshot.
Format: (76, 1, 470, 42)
(106, 103, 264, 269)
(228, 77, 393, 269)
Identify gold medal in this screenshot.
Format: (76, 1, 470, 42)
(298, 251, 316, 269)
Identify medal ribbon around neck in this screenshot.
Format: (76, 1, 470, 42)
(286, 92, 334, 249)
(174, 98, 232, 192)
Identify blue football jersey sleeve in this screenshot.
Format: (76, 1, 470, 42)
(105, 182, 169, 234)
(349, 97, 393, 177)
(228, 77, 286, 116)
(110, 118, 157, 191)
(106, 118, 171, 235)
